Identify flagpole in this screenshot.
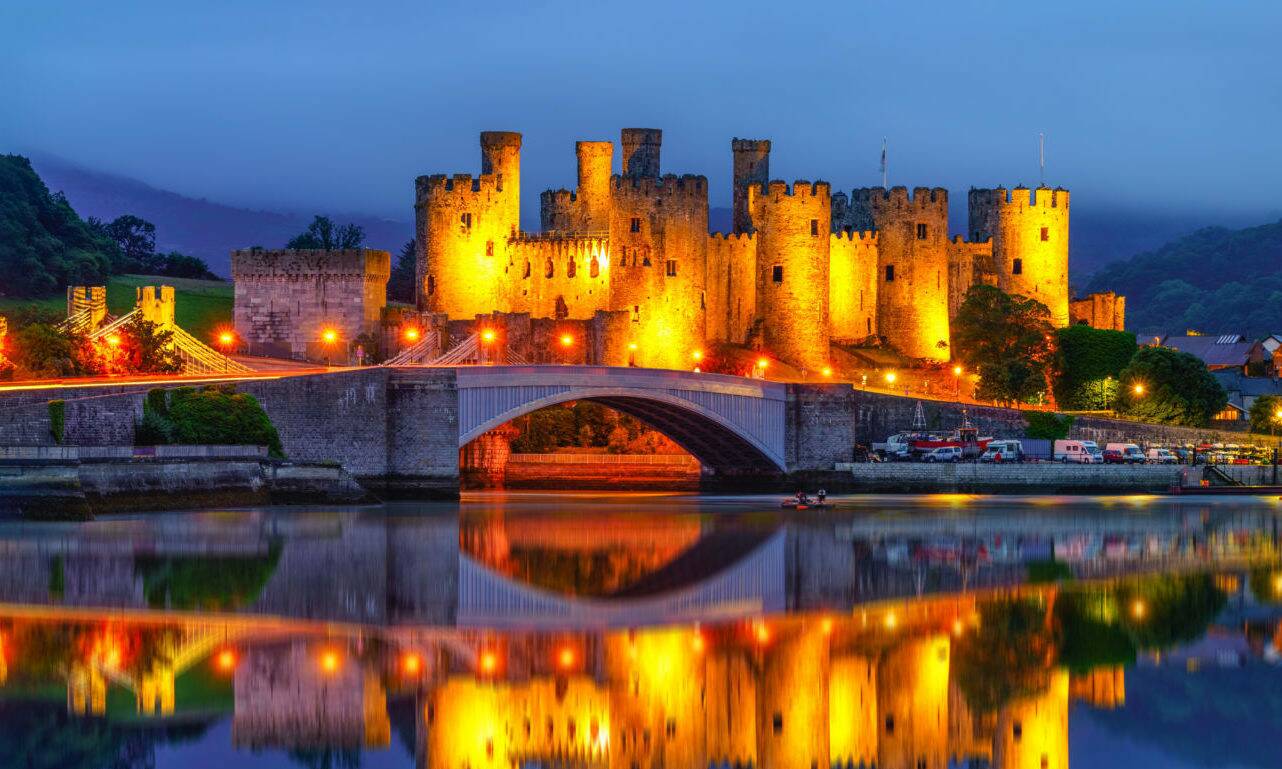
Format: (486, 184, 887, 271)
(1039, 132, 1045, 187)
(881, 138, 888, 189)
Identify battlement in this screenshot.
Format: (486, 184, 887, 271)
(621, 128, 662, 145)
(479, 131, 522, 149)
(231, 248, 392, 280)
(708, 231, 757, 242)
(832, 229, 878, 244)
(950, 234, 992, 246)
(540, 188, 578, 206)
(757, 179, 831, 199)
(968, 185, 1070, 209)
(609, 173, 708, 197)
(731, 138, 771, 153)
(851, 186, 948, 209)
(416, 173, 505, 203)
(509, 233, 608, 250)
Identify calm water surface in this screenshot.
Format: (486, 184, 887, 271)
(0, 492, 1280, 769)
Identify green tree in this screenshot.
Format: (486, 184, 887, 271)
(1115, 345, 1227, 426)
(286, 215, 365, 250)
(953, 598, 1059, 713)
(0, 155, 114, 296)
(388, 239, 417, 304)
(9, 323, 98, 378)
(952, 285, 1060, 405)
(100, 214, 156, 271)
(136, 386, 283, 456)
(120, 317, 182, 374)
(1053, 325, 1137, 409)
(1248, 394, 1282, 434)
(1023, 412, 1075, 440)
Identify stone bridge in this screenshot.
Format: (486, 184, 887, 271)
(0, 366, 856, 492)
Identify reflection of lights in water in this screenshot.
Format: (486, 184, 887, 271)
(1130, 599, 1147, 620)
(754, 623, 770, 645)
(1273, 574, 1282, 595)
(595, 724, 610, 750)
(320, 649, 341, 673)
(480, 650, 499, 674)
(403, 653, 422, 675)
(883, 611, 898, 630)
(952, 618, 964, 636)
(820, 617, 834, 635)
(558, 646, 576, 670)
(691, 632, 705, 653)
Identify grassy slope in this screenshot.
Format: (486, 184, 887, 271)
(0, 274, 232, 343)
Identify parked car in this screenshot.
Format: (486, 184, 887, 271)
(1054, 440, 1100, 463)
(1147, 448, 1179, 464)
(1102, 449, 1128, 464)
(921, 446, 962, 463)
(1105, 443, 1147, 464)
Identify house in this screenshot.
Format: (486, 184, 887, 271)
(1156, 334, 1265, 374)
(1211, 370, 1282, 425)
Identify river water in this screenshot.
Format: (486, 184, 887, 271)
(0, 492, 1279, 769)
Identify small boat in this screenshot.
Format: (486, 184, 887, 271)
(781, 497, 830, 510)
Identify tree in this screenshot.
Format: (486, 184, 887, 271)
(0, 155, 114, 296)
(1053, 325, 1137, 409)
(1114, 345, 1227, 426)
(952, 285, 1060, 405)
(952, 598, 1059, 713)
(1248, 394, 1282, 434)
(286, 215, 365, 250)
(9, 324, 98, 378)
(120, 317, 182, 374)
(101, 214, 156, 272)
(1024, 412, 1074, 440)
(388, 239, 416, 303)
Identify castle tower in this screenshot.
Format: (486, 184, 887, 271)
(621, 128, 662, 178)
(968, 186, 1070, 326)
(877, 635, 951, 769)
(731, 139, 771, 234)
(850, 187, 951, 361)
(992, 670, 1069, 769)
(479, 131, 522, 236)
(415, 131, 522, 314)
(576, 141, 614, 234)
(750, 180, 831, 371)
(608, 174, 708, 370)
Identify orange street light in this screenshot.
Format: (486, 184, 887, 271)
(756, 357, 769, 370)
(821, 366, 833, 378)
(560, 333, 574, 347)
(105, 334, 121, 348)
(557, 646, 576, 670)
(1133, 383, 1145, 396)
(953, 365, 963, 376)
(479, 650, 499, 675)
(1130, 599, 1147, 620)
(884, 371, 897, 384)
(218, 331, 235, 347)
(404, 327, 420, 342)
(691, 632, 706, 654)
(481, 328, 496, 343)
(402, 652, 422, 675)
(320, 649, 341, 674)
(322, 329, 338, 344)
(691, 349, 704, 362)
(627, 342, 638, 351)
(754, 622, 770, 645)
(216, 649, 237, 672)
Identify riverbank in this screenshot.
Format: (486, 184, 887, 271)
(0, 446, 370, 519)
(825, 462, 1193, 493)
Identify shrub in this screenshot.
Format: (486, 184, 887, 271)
(134, 386, 283, 457)
(1053, 325, 1137, 409)
(1115, 346, 1227, 427)
(1024, 411, 1074, 440)
(47, 400, 65, 444)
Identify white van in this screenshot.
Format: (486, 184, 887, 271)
(1147, 448, 1178, 464)
(1054, 439, 1099, 463)
(980, 439, 1023, 463)
(1105, 443, 1146, 464)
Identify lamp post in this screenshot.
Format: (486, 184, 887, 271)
(953, 365, 962, 398)
(558, 333, 574, 365)
(479, 327, 496, 365)
(321, 328, 338, 367)
(217, 331, 235, 373)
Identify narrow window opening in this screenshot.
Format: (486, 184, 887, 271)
(916, 222, 927, 239)
(630, 217, 641, 233)
(665, 260, 677, 277)
(1040, 226, 1050, 242)
(772, 713, 783, 735)
(461, 212, 473, 229)
(590, 256, 600, 278)
(567, 258, 576, 278)
(427, 275, 435, 295)
(885, 715, 895, 734)
(772, 265, 784, 283)
(885, 265, 895, 282)
(545, 258, 554, 279)
(1013, 721, 1023, 742)
(810, 219, 819, 236)
(1013, 258, 1023, 275)
(485, 240, 494, 257)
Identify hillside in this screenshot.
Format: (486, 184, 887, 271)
(30, 154, 413, 277)
(1084, 220, 1282, 337)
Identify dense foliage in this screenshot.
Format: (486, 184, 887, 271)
(1086, 220, 1282, 336)
(0, 155, 114, 296)
(1022, 411, 1075, 440)
(286, 215, 365, 250)
(388, 239, 417, 303)
(952, 285, 1060, 405)
(135, 385, 283, 456)
(510, 401, 685, 455)
(7, 316, 179, 379)
(88, 214, 218, 279)
(136, 542, 283, 610)
(1114, 345, 1227, 426)
(1247, 394, 1282, 434)
(1052, 325, 1137, 409)
(952, 598, 1059, 713)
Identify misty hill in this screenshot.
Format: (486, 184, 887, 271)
(1085, 219, 1282, 337)
(30, 155, 412, 278)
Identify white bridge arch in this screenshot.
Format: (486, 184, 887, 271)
(453, 366, 788, 472)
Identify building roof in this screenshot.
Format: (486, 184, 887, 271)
(1160, 334, 1258, 369)
(1212, 370, 1282, 413)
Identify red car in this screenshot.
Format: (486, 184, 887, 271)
(1101, 449, 1128, 464)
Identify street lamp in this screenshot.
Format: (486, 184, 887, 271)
(821, 366, 833, 378)
(217, 331, 236, 373)
(321, 328, 338, 366)
(884, 371, 897, 386)
(404, 326, 420, 343)
(952, 365, 963, 397)
(1133, 383, 1145, 396)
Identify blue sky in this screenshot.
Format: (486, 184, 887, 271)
(3, 0, 1280, 229)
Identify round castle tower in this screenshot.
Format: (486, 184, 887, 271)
(850, 187, 951, 361)
(575, 141, 613, 234)
(415, 131, 522, 315)
(621, 128, 662, 179)
(750, 180, 831, 371)
(968, 186, 1070, 326)
(731, 138, 771, 234)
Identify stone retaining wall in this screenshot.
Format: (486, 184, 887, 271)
(833, 463, 1186, 493)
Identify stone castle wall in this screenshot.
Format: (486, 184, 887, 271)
(231, 248, 390, 361)
(829, 230, 879, 343)
(706, 232, 757, 344)
(1070, 291, 1126, 331)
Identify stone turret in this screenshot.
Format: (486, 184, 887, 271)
(968, 186, 1070, 327)
(621, 128, 662, 179)
(732, 138, 771, 234)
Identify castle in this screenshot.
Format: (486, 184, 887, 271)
(415, 129, 1084, 372)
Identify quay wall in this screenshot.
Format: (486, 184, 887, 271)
(831, 463, 1186, 493)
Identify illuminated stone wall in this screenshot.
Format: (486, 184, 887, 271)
(732, 138, 771, 234)
(231, 248, 391, 361)
(829, 230, 879, 343)
(830, 653, 878, 766)
(877, 634, 951, 769)
(750, 181, 832, 371)
(946, 235, 995, 320)
(705, 232, 757, 344)
(969, 187, 1071, 327)
(850, 187, 952, 361)
(503, 235, 611, 320)
(992, 670, 1069, 769)
(1070, 291, 1126, 331)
